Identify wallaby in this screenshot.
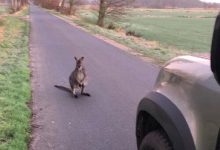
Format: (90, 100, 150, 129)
(54, 56, 91, 98)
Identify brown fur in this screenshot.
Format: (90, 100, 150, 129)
(55, 56, 90, 98)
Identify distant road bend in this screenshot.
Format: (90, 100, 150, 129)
(30, 4, 159, 150)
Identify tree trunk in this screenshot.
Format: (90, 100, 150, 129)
(97, 0, 106, 27)
(17, 0, 21, 11)
(69, 4, 73, 15)
(15, 0, 18, 11)
(21, 0, 26, 7)
(60, 0, 65, 12)
(97, 13, 105, 27)
(11, 0, 14, 12)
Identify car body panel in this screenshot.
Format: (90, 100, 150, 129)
(137, 92, 195, 150)
(154, 56, 220, 150)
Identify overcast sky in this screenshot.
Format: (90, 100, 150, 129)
(200, 0, 220, 3)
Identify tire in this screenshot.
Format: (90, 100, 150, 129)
(139, 130, 173, 150)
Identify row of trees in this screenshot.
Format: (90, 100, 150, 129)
(34, 0, 134, 27)
(11, 0, 28, 12)
(66, 0, 134, 27)
(34, 0, 61, 9)
(34, 0, 86, 14)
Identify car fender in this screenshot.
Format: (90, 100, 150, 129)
(137, 92, 196, 150)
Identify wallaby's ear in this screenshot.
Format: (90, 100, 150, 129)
(80, 57, 84, 61)
(74, 57, 78, 61)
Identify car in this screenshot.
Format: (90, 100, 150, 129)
(136, 12, 220, 150)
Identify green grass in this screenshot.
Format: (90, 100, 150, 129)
(122, 9, 217, 53)
(48, 8, 218, 63)
(0, 7, 31, 150)
(0, 5, 9, 15)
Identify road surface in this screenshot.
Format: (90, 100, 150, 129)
(30, 4, 159, 150)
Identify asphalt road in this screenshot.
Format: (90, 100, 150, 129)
(30, 4, 159, 150)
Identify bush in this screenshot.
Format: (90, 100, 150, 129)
(126, 30, 142, 37)
(107, 23, 116, 30)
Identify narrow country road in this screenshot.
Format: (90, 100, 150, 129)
(30, 4, 159, 150)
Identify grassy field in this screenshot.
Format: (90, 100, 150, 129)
(0, 7, 31, 150)
(121, 9, 217, 53)
(50, 7, 218, 63)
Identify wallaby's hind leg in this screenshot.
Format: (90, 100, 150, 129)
(72, 88, 78, 98)
(81, 84, 91, 97)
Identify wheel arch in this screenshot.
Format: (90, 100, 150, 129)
(136, 92, 195, 150)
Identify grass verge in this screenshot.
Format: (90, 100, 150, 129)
(0, 7, 31, 150)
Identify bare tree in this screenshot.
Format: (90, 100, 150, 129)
(97, 0, 134, 27)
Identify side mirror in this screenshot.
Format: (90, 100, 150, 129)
(211, 12, 220, 85)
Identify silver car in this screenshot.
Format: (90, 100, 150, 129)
(136, 13, 220, 150)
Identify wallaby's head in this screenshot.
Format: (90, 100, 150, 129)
(74, 56, 84, 70)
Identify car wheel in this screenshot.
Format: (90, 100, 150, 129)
(139, 130, 173, 150)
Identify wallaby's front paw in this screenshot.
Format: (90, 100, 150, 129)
(82, 93, 91, 97)
(73, 94, 78, 98)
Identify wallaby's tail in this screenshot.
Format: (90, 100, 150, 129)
(54, 85, 72, 93)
